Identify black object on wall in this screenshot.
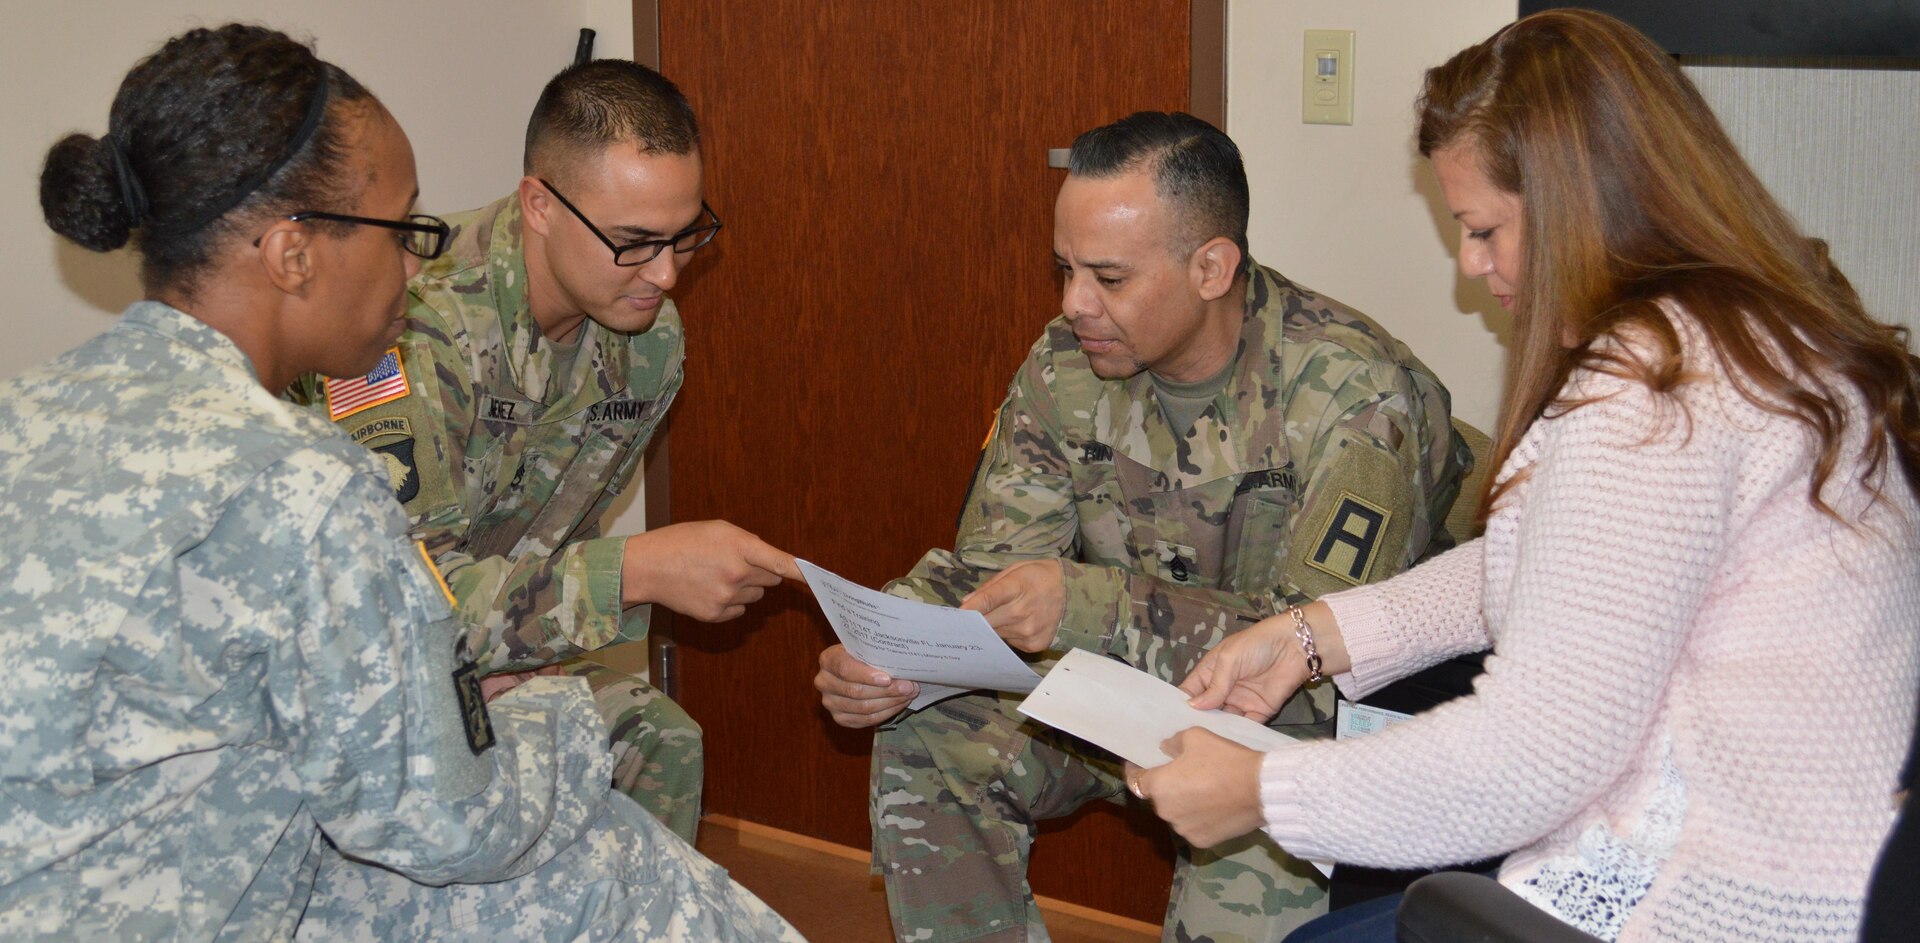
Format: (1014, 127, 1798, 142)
(1519, 1, 1920, 58)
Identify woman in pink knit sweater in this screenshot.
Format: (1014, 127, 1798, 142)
(1131, 10, 1920, 943)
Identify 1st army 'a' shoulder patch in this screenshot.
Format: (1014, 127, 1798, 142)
(1305, 491, 1393, 586)
(325, 347, 412, 421)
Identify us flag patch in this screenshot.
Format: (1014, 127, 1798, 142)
(326, 347, 412, 420)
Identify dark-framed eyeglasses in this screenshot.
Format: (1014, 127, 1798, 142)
(539, 178, 722, 267)
(287, 211, 452, 259)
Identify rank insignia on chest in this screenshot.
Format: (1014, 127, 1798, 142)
(324, 347, 412, 421)
(1306, 492, 1391, 586)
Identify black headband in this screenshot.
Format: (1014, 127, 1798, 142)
(158, 65, 332, 235)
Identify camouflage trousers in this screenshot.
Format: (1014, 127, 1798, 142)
(566, 660, 705, 844)
(872, 691, 1327, 943)
(297, 789, 804, 942)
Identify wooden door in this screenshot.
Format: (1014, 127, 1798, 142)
(657, 1, 1219, 922)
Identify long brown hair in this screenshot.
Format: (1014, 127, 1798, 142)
(1417, 9, 1920, 517)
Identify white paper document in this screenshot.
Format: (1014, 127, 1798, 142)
(1016, 648, 1295, 766)
(797, 559, 1042, 710)
(1016, 648, 1333, 878)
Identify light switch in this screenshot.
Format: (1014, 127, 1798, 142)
(1302, 29, 1355, 126)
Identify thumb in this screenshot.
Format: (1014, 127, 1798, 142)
(960, 572, 1014, 614)
(740, 536, 802, 581)
(1159, 728, 1192, 759)
(1182, 656, 1235, 711)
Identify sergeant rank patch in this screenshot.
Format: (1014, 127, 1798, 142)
(1305, 491, 1392, 586)
(325, 347, 412, 421)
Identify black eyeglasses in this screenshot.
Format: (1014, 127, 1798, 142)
(287, 211, 451, 259)
(539, 178, 722, 266)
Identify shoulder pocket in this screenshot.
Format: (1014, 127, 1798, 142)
(388, 539, 493, 797)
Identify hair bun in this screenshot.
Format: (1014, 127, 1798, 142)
(40, 133, 134, 252)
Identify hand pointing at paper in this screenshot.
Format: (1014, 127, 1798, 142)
(960, 559, 1067, 652)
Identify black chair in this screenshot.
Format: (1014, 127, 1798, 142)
(1860, 693, 1920, 941)
(1396, 872, 1602, 943)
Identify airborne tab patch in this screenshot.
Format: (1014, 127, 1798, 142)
(348, 415, 411, 444)
(1305, 492, 1392, 586)
(324, 347, 411, 421)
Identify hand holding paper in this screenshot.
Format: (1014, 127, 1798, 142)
(1016, 648, 1292, 766)
(1131, 728, 1268, 850)
(798, 559, 1041, 711)
(961, 559, 1066, 652)
(1016, 649, 1331, 875)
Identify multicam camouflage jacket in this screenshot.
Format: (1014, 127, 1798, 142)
(292, 195, 684, 674)
(0, 304, 612, 938)
(891, 264, 1469, 705)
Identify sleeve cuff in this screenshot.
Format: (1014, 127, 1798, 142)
(1259, 744, 1336, 862)
(1321, 587, 1404, 701)
(566, 535, 633, 650)
(1054, 559, 1128, 655)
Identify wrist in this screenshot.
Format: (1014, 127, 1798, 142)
(1298, 600, 1351, 676)
(620, 531, 659, 606)
(1266, 596, 1351, 678)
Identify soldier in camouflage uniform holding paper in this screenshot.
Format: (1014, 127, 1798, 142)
(293, 60, 799, 843)
(816, 113, 1468, 942)
(4, 26, 798, 941)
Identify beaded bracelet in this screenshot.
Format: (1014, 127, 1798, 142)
(1286, 602, 1324, 683)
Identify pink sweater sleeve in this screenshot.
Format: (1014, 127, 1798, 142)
(1262, 373, 1744, 868)
(1322, 539, 1488, 700)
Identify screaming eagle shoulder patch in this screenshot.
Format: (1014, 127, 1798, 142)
(324, 347, 412, 421)
(351, 416, 419, 503)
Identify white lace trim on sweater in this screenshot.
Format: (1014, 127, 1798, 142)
(1512, 736, 1687, 941)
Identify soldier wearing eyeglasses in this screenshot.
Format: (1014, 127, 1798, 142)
(292, 59, 799, 845)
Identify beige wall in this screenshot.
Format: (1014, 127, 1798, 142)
(0, 0, 633, 382)
(1683, 60, 1920, 340)
(1229, 2, 1520, 431)
(1228, 6, 1920, 434)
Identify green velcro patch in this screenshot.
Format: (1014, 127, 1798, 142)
(1285, 433, 1417, 595)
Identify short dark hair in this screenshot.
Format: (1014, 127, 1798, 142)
(39, 24, 374, 298)
(1067, 111, 1250, 280)
(524, 59, 699, 180)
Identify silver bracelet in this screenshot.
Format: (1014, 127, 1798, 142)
(1287, 602, 1324, 683)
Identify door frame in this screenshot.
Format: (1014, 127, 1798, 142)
(632, 0, 1229, 721)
